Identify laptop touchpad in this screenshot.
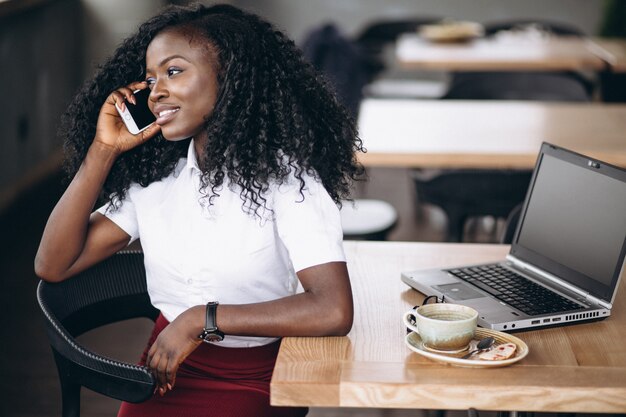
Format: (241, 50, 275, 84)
(433, 283, 486, 300)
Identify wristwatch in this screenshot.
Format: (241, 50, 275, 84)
(198, 301, 224, 343)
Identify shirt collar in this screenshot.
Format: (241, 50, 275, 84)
(184, 139, 202, 173)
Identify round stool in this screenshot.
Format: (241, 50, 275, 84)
(340, 199, 398, 240)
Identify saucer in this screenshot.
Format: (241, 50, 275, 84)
(405, 328, 529, 368)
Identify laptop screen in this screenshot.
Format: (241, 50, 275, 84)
(510, 143, 626, 303)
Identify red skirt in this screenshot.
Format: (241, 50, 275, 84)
(118, 313, 308, 417)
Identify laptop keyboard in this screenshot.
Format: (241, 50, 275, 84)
(446, 264, 584, 316)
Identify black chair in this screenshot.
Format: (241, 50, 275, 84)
(599, 70, 626, 102)
(302, 19, 446, 114)
(413, 169, 532, 242)
(354, 17, 442, 71)
(500, 202, 524, 244)
(442, 70, 592, 101)
(597, 0, 626, 102)
(354, 17, 448, 100)
(37, 250, 158, 417)
(301, 23, 376, 117)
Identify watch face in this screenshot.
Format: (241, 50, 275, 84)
(206, 333, 224, 342)
(199, 329, 224, 343)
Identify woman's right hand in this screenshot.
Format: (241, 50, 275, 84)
(94, 81, 161, 155)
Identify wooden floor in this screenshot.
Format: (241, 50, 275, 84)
(0, 167, 567, 417)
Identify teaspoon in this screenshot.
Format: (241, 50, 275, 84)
(462, 336, 496, 359)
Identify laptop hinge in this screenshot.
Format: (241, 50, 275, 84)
(505, 255, 612, 309)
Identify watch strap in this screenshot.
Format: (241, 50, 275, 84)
(205, 301, 218, 331)
(198, 301, 224, 342)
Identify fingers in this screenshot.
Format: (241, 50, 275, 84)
(157, 358, 169, 395)
(148, 351, 169, 396)
(109, 88, 134, 112)
(139, 122, 161, 143)
(128, 80, 149, 92)
(146, 345, 179, 397)
(144, 318, 203, 397)
(109, 81, 149, 112)
(165, 362, 177, 391)
(147, 347, 166, 394)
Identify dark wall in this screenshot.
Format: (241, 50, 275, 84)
(0, 0, 83, 204)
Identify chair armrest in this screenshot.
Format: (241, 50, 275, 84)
(37, 281, 156, 403)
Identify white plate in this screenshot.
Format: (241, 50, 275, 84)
(405, 327, 529, 368)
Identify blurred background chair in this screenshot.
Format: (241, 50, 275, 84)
(37, 250, 157, 417)
(302, 23, 376, 117)
(412, 170, 531, 242)
(340, 198, 398, 240)
(500, 202, 524, 244)
(597, 0, 626, 102)
(301, 18, 448, 117)
(354, 17, 449, 99)
(354, 17, 442, 72)
(442, 70, 592, 101)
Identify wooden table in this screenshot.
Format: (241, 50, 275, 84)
(271, 241, 626, 413)
(357, 99, 626, 169)
(396, 34, 608, 71)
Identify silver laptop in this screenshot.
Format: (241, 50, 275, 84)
(402, 142, 626, 331)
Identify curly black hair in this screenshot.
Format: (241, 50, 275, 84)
(60, 3, 365, 216)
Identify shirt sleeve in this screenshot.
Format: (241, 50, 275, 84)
(273, 173, 346, 272)
(96, 194, 140, 244)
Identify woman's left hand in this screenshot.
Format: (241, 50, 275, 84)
(146, 306, 204, 396)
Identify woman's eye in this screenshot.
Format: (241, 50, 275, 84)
(145, 78, 155, 88)
(167, 67, 182, 77)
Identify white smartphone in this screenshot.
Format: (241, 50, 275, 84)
(115, 88, 156, 134)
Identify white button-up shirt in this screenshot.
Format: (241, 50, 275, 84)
(98, 140, 345, 347)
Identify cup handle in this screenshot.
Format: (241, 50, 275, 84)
(403, 310, 420, 334)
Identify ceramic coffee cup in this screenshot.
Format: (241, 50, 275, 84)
(403, 303, 478, 353)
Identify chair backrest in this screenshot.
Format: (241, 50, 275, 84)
(38, 250, 157, 336)
(37, 250, 158, 417)
(412, 169, 532, 242)
(354, 17, 442, 75)
(413, 169, 532, 217)
(355, 17, 442, 48)
(301, 23, 375, 117)
(501, 203, 524, 244)
(443, 71, 593, 101)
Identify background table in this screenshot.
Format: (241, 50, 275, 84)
(271, 241, 626, 413)
(396, 34, 608, 71)
(357, 99, 626, 169)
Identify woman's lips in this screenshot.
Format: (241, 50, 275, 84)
(155, 107, 180, 125)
